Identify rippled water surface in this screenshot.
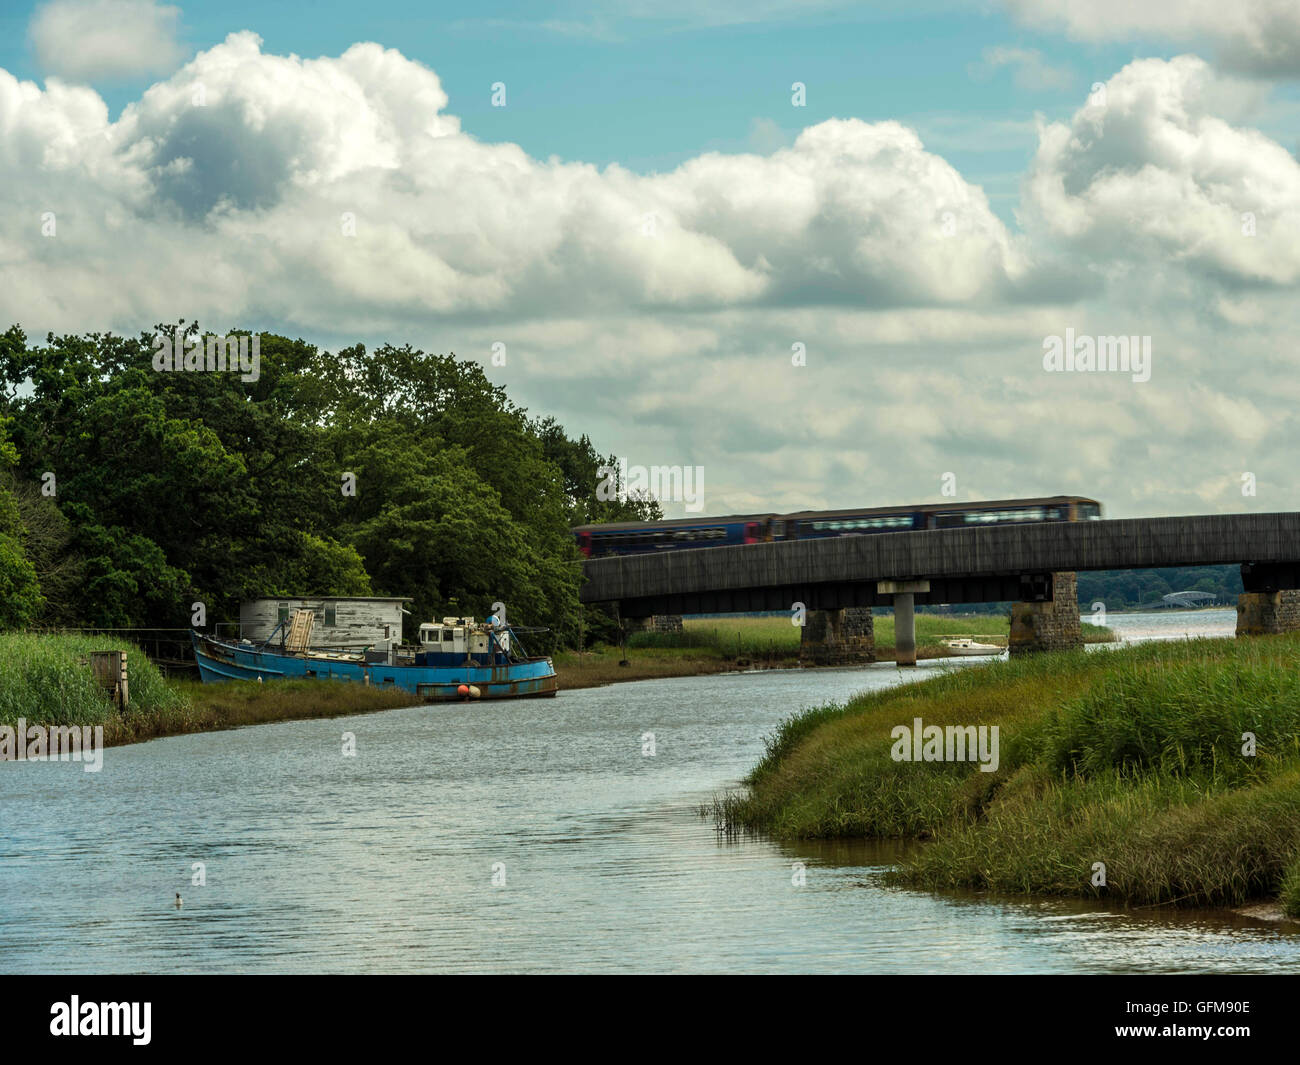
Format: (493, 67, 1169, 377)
(1099, 606, 1237, 643)
(3, 611, 1296, 973)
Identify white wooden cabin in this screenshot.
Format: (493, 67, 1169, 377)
(240, 596, 411, 649)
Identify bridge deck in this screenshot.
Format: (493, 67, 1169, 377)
(580, 513, 1300, 614)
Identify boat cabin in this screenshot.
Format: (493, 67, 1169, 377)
(415, 617, 512, 666)
(418, 617, 511, 657)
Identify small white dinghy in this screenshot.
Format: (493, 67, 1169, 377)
(940, 637, 1004, 657)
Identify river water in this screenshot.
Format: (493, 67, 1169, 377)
(3, 608, 1298, 974)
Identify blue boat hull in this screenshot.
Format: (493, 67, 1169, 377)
(191, 633, 559, 701)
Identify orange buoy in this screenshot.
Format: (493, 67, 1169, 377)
(457, 684, 469, 697)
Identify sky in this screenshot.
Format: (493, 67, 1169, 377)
(2, 0, 1300, 520)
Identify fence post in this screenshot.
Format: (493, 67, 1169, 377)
(90, 651, 128, 709)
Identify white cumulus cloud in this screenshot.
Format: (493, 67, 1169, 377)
(3, 38, 1300, 517)
(1003, 0, 1300, 76)
(1022, 55, 1300, 286)
(29, 0, 185, 83)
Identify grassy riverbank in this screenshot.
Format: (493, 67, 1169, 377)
(555, 647, 747, 689)
(528, 612, 1117, 689)
(5, 612, 1117, 746)
(710, 634, 1300, 914)
(610, 613, 1112, 664)
(0, 633, 425, 747)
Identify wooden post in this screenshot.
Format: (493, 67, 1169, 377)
(90, 650, 128, 709)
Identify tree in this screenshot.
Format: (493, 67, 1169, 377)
(0, 324, 640, 647)
(0, 414, 43, 629)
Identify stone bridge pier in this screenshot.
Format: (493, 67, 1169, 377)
(1235, 563, 1300, 636)
(1236, 592, 1300, 635)
(1009, 571, 1082, 655)
(799, 607, 875, 666)
(621, 615, 684, 636)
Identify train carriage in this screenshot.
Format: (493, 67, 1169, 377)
(573, 496, 1102, 558)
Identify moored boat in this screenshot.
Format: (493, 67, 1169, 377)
(940, 637, 1004, 657)
(192, 615, 558, 701)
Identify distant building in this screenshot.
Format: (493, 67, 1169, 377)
(239, 596, 411, 649)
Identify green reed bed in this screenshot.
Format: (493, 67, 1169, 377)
(0, 633, 189, 739)
(0, 634, 419, 747)
(710, 635, 1300, 913)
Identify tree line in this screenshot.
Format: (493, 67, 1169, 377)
(0, 323, 658, 648)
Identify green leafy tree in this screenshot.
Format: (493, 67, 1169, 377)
(0, 414, 43, 629)
(0, 325, 640, 647)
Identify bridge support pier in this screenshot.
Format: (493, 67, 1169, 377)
(1009, 572, 1082, 656)
(798, 607, 875, 666)
(1235, 591, 1300, 636)
(878, 580, 929, 667)
(621, 615, 683, 636)
(894, 594, 917, 667)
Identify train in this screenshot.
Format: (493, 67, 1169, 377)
(573, 496, 1103, 558)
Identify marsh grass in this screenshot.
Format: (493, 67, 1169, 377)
(0, 633, 186, 732)
(715, 634, 1300, 909)
(0, 634, 421, 747)
(1281, 851, 1300, 917)
(554, 649, 741, 689)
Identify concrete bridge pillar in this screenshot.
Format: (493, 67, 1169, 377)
(1235, 591, 1300, 636)
(894, 594, 917, 667)
(1009, 572, 1082, 656)
(877, 580, 929, 667)
(799, 607, 875, 666)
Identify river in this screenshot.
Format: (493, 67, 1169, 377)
(3, 608, 1298, 973)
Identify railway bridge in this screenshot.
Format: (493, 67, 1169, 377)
(579, 511, 1300, 665)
